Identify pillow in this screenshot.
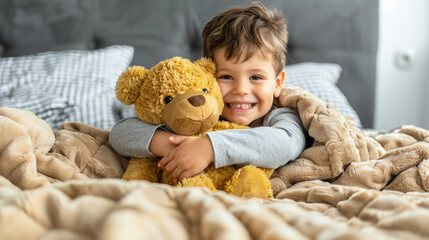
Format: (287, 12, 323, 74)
(284, 62, 362, 128)
(0, 45, 134, 129)
(119, 104, 137, 119)
(1, 84, 76, 129)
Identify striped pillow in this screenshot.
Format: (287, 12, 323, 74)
(284, 62, 362, 128)
(1, 84, 76, 128)
(0, 45, 134, 129)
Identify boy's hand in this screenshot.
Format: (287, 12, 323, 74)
(158, 136, 214, 180)
(149, 130, 179, 157)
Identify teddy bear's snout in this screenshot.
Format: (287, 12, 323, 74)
(162, 91, 221, 136)
(187, 95, 205, 107)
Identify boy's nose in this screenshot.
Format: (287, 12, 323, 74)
(232, 81, 250, 95)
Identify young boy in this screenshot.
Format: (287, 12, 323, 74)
(110, 2, 306, 180)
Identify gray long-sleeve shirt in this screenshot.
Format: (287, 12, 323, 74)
(109, 106, 306, 169)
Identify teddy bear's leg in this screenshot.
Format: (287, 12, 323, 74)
(177, 173, 217, 192)
(224, 165, 274, 198)
(262, 168, 275, 178)
(161, 169, 216, 191)
(122, 157, 161, 182)
(204, 164, 236, 189)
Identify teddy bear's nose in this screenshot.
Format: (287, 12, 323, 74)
(187, 95, 205, 107)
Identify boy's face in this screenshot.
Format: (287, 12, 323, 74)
(213, 46, 285, 126)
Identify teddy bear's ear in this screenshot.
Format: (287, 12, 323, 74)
(194, 57, 216, 76)
(116, 66, 148, 105)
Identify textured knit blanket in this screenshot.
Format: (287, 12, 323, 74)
(1, 86, 429, 239)
(271, 87, 429, 195)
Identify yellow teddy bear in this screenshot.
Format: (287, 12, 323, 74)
(115, 57, 273, 198)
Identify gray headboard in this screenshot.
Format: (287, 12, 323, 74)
(0, 0, 378, 128)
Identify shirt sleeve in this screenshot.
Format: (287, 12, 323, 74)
(109, 117, 166, 158)
(206, 107, 306, 169)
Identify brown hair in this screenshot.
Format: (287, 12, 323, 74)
(202, 1, 288, 74)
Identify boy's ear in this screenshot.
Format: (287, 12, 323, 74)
(116, 66, 148, 105)
(194, 57, 216, 76)
(274, 70, 285, 98)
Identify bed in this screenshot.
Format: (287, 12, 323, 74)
(2, 0, 429, 239)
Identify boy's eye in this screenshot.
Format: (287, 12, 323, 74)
(219, 75, 232, 80)
(250, 75, 263, 80)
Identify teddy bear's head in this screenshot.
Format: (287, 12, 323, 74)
(116, 57, 223, 136)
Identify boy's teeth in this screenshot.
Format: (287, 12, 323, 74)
(228, 103, 252, 109)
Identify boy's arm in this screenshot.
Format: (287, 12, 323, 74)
(206, 107, 306, 169)
(149, 130, 179, 156)
(158, 135, 214, 180)
(156, 107, 305, 179)
(109, 117, 178, 157)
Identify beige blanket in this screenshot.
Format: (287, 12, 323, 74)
(2, 179, 429, 240)
(271, 87, 429, 195)
(1, 86, 429, 239)
(0, 107, 127, 190)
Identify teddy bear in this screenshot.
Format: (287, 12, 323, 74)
(115, 56, 274, 198)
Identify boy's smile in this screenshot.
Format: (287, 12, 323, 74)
(213, 46, 285, 126)
(226, 103, 255, 110)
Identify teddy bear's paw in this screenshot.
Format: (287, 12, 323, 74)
(225, 165, 273, 199)
(122, 157, 161, 182)
(177, 173, 216, 191)
(262, 168, 275, 178)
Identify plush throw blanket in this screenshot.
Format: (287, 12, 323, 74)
(1, 87, 429, 239)
(0, 107, 127, 190)
(271, 87, 429, 195)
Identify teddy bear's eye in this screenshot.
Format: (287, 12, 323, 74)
(164, 96, 173, 104)
(202, 88, 209, 93)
